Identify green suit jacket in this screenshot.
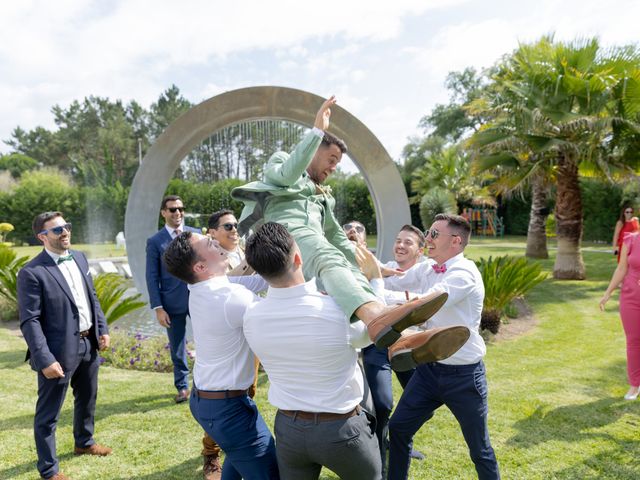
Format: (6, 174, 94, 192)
(231, 130, 355, 260)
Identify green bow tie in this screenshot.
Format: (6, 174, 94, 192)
(57, 254, 74, 264)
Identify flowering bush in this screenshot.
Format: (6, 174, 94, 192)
(100, 327, 195, 373)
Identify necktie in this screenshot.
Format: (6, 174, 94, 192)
(57, 253, 74, 264)
(432, 264, 447, 274)
(174, 228, 182, 237)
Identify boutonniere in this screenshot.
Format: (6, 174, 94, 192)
(323, 184, 332, 195)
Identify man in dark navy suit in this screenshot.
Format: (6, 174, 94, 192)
(145, 195, 199, 403)
(18, 211, 111, 480)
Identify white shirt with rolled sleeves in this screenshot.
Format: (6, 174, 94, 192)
(384, 253, 486, 365)
(242, 279, 371, 413)
(187, 275, 267, 391)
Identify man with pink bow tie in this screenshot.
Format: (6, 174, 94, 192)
(386, 213, 500, 480)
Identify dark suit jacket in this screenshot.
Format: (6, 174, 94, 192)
(145, 226, 200, 315)
(17, 249, 108, 373)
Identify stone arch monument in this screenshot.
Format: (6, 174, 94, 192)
(125, 86, 411, 300)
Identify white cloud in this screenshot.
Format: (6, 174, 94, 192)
(0, 0, 638, 158)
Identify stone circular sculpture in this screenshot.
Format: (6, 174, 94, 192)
(125, 86, 411, 300)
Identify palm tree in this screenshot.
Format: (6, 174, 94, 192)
(411, 143, 491, 209)
(470, 36, 640, 279)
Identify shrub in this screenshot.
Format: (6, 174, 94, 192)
(328, 174, 376, 232)
(93, 273, 146, 325)
(100, 328, 194, 372)
(6, 167, 83, 244)
(0, 245, 29, 321)
(476, 255, 547, 334)
(419, 188, 457, 230)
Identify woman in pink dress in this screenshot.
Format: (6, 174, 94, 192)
(600, 231, 640, 400)
(612, 206, 639, 263)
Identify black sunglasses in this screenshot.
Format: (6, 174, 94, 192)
(166, 207, 185, 213)
(425, 228, 458, 240)
(39, 223, 72, 236)
(343, 223, 365, 233)
(220, 222, 238, 232)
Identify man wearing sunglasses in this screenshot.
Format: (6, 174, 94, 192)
(387, 214, 500, 480)
(18, 211, 111, 480)
(233, 97, 468, 361)
(207, 209, 253, 276)
(145, 195, 201, 405)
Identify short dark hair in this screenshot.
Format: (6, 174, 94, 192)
(163, 231, 199, 284)
(245, 222, 295, 280)
(433, 213, 471, 247)
(161, 195, 182, 210)
(321, 132, 347, 154)
(399, 224, 425, 248)
(32, 211, 63, 237)
(208, 209, 234, 230)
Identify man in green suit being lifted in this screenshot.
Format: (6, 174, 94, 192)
(232, 96, 469, 361)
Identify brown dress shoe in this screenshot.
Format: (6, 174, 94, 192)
(203, 454, 222, 480)
(368, 291, 449, 348)
(74, 443, 113, 456)
(175, 388, 190, 403)
(42, 473, 71, 480)
(388, 326, 471, 371)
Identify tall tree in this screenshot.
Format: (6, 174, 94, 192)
(149, 85, 193, 139)
(470, 36, 640, 279)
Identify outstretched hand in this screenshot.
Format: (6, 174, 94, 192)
(355, 244, 382, 280)
(314, 96, 337, 131)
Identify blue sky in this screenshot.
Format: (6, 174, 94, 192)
(1, 0, 638, 172)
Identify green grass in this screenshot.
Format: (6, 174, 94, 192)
(1, 237, 639, 479)
(12, 243, 127, 260)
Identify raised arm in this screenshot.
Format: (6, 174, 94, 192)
(264, 96, 336, 187)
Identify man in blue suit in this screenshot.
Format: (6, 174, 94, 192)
(18, 211, 111, 480)
(145, 195, 199, 403)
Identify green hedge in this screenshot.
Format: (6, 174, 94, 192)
(2, 166, 631, 245)
(497, 179, 632, 242)
(327, 175, 376, 233)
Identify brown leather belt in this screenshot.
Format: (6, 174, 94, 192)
(279, 405, 361, 422)
(79, 330, 90, 338)
(194, 388, 248, 399)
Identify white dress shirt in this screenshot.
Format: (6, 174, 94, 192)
(377, 259, 435, 305)
(46, 249, 92, 332)
(188, 275, 263, 391)
(243, 279, 371, 413)
(383, 258, 437, 296)
(385, 253, 486, 365)
(165, 224, 184, 238)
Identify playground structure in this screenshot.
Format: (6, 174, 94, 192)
(462, 207, 504, 237)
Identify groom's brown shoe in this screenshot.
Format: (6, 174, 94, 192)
(388, 326, 471, 371)
(367, 291, 449, 349)
(74, 443, 112, 456)
(42, 473, 71, 480)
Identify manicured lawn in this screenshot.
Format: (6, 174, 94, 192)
(12, 243, 127, 260)
(1, 237, 638, 479)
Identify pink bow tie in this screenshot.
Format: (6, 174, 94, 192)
(432, 264, 447, 274)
